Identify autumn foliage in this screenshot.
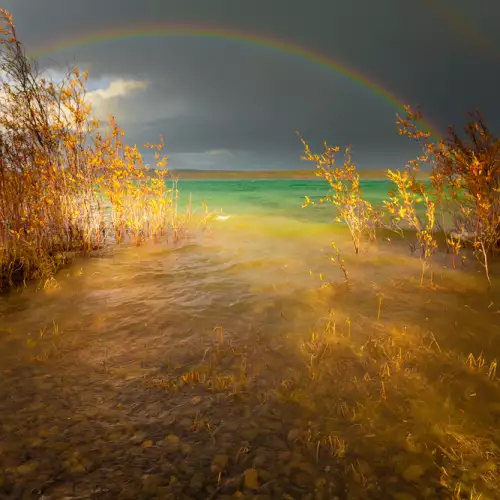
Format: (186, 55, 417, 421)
(91, 118, 182, 246)
(383, 167, 437, 286)
(298, 133, 380, 255)
(300, 105, 499, 286)
(398, 106, 500, 284)
(0, 10, 183, 289)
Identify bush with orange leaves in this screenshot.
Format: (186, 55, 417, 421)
(301, 105, 499, 287)
(298, 133, 381, 255)
(397, 106, 500, 285)
(0, 10, 183, 289)
(91, 118, 183, 246)
(384, 166, 437, 287)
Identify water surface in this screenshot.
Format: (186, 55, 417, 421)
(1, 180, 499, 499)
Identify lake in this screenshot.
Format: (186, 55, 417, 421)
(0, 179, 499, 499)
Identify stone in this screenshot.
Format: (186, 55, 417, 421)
(69, 463, 86, 474)
(181, 443, 193, 455)
(243, 468, 259, 490)
(142, 474, 162, 494)
(258, 469, 272, 482)
(160, 462, 176, 475)
(402, 464, 425, 482)
(131, 431, 148, 444)
(164, 434, 181, 453)
(156, 486, 171, 497)
(211, 454, 229, 473)
(277, 450, 292, 462)
(292, 462, 316, 475)
(287, 429, 301, 443)
(292, 472, 313, 488)
(179, 417, 193, 429)
(189, 473, 204, 490)
(265, 420, 282, 431)
(253, 452, 269, 468)
(267, 436, 288, 450)
(240, 428, 259, 441)
(16, 461, 39, 475)
(393, 494, 417, 500)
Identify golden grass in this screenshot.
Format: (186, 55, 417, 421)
(300, 107, 499, 287)
(142, 326, 250, 396)
(0, 11, 192, 290)
(299, 134, 380, 255)
(285, 310, 500, 497)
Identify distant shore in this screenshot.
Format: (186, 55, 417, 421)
(168, 169, 430, 180)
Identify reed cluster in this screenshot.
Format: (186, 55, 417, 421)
(0, 10, 185, 289)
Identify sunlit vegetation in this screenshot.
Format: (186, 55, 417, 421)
(402, 107, 500, 285)
(1, 8, 500, 500)
(293, 102, 500, 498)
(295, 107, 500, 498)
(298, 133, 381, 255)
(384, 167, 437, 286)
(0, 9, 192, 290)
(299, 105, 500, 286)
(92, 118, 182, 246)
(4, 271, 499, 498)
(290, 310, 500, 499)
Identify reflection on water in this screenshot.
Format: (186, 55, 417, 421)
(1, 183, 500, 498)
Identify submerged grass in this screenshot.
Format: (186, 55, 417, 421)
(285, 307, 500, 498)
(1, 7, 500, 500)
(1, 236, 499, 498)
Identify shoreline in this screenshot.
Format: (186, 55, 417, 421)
(168, 169, 430, 181)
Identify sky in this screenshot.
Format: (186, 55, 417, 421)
(2, 0, 499, 171)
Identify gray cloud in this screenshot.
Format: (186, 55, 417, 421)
(3, 0, 499, 170)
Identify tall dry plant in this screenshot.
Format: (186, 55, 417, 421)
(0, 9, 104, 287)
(0, 9, 184, 289)
(398, 106, 500, 284)
(384, 167, 437, 287)
(91, 118, 180, 246)
(383, 108, 439, 286)
(298, 133, 381, 254)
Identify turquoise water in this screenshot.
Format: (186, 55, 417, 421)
(178, 179, 392, 222)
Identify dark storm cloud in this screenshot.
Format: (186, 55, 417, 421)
(2, 0, 499, 170)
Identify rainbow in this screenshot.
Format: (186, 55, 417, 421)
(29, 23, 441, 139)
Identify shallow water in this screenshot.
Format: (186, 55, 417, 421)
(1, 180, 500, 499)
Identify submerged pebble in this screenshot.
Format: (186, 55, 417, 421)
(243, 468, 260, 490)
